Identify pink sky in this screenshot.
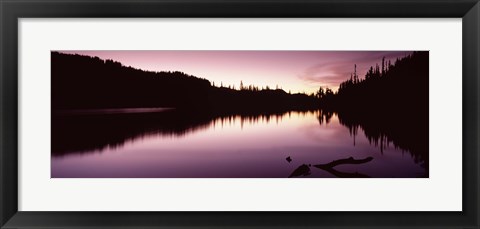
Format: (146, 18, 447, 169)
(59, 51, 412, 94)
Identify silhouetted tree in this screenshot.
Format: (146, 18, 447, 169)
(316, 87, 325, 99)
(382, 56, 385, 76)
(317, 51, 429, 171)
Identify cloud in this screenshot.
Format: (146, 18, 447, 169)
(298, 51, 413, 89)
(299, 61, 354, 88)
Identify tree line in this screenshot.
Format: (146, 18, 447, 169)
(316, 51, 429, 170)
(51, 52, 318, 113)
(316, 51, 428, 113)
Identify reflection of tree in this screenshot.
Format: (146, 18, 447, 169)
(337, 111, 428, 170)
(317, 110, 333, 125)
(52, 109, 319, 157)
(316, 110, 428, 174)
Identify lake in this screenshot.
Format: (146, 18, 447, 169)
(51, 109, 428, 178)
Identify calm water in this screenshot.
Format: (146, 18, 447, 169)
(51, 109, 427, 178)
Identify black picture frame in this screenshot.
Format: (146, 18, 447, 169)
(1, 0, 479, 228)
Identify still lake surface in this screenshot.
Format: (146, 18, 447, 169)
(51, 109, 427, 178)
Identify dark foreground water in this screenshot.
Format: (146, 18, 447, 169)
(51, 109, 427, 178)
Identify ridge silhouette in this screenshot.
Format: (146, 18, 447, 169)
(52, 52, 318, 111)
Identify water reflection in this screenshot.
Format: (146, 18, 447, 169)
(51, 108, 428, 178)
(52, 109, 313, 156)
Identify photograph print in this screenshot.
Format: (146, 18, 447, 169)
(51, 50, 429, 178)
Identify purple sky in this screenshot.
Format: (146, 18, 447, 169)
(59, 51, 412, 94)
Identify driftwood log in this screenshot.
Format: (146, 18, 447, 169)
(287, 156, 374, 178)
(314, 156, 373, 178)
(314, 156, 373, 169)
